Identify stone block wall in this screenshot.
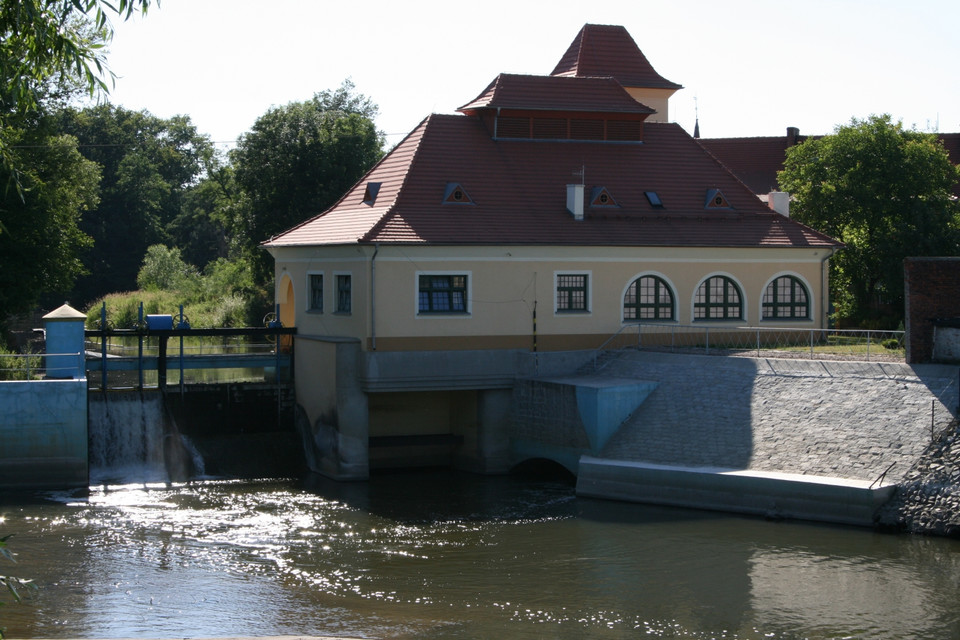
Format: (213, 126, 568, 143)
(905, 257, 960, 364)
(511, 379, 590, 450)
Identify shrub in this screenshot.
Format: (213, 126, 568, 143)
(0, 345, 42, 381)
(210, 294, 248, 328)
(137, 245, 198, 291)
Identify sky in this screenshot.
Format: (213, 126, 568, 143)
(102, 0, 960, 150)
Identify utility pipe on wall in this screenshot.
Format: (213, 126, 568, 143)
(820, 247, 837, 329)
(371, 243, 379, 351)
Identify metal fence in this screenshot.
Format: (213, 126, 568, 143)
(0, 352, 85, 381)
(599, 324, 906, 362)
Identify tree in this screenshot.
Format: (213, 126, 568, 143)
(0, 127, 99, 320)
(0, 0, 153, 207)
(230, 80, 385, 282)
(171, 162, 235, 269)
(778, 115, 960, 327)
(55, 105, 215, 305)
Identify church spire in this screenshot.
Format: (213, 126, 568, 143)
(693, 96, 700, 138)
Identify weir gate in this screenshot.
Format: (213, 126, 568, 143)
(84, 324, 301, 480)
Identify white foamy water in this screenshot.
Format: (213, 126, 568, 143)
(87, 391, 168, 484)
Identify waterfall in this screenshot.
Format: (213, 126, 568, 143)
(88, 391, 200, 485)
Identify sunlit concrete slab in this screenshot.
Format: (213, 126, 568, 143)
(576, 456, 896, 527)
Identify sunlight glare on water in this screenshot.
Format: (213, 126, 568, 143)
(2, 471, 959, 639)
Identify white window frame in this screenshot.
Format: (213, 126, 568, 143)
(621, 271, 678, 323)
(554, 270, 592, 315)
(759, 272, 814, 322)
(415, 271, 472, 317)
(691, 272, 747, 323)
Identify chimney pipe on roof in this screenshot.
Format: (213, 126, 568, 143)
(787, 127, 800, 146)
(768, 191, 790, 217)
(566, 184, 584, 220)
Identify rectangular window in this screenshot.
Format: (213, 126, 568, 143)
(556, 274, 588, 312)
(418, 274, 468, 314)
(336, 274, 352, 314)
(308, 273, 323, 312)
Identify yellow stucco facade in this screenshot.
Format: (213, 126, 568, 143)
(269, 243, 832, 353)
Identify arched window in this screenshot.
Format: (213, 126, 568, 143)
(624, 275, 674, 321)
(763, 275, 810, 320)
(694, 276, 743, 320)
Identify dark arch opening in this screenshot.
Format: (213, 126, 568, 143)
(509, 458, 576, 485)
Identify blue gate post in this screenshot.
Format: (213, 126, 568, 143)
(43, 304, 87, 379)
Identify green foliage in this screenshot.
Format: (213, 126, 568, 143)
(137, 244, 196, 291)
(172, 162, 236, 268)
(86, 289, 182, 329)
(230, 80, 385, 282)
(779, 115, 960, 327)
(0, 127, 99, 321)
(0, 345, 42, 381)
(1, 534, 36, 638)
(55, 105, 218, 305)
(0, 0, 153, 211)
(88, 252, 270, 329)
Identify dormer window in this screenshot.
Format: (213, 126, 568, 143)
(363, 182, 381, 205)
(443, 182, 475, 205)
(645, 191, 664, 208)
(705, 189, 731, 209)
(590, 187, 618, 208)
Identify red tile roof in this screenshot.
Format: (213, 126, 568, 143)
(701, 130, 960, 197)
(697, 135, 798, 195)
(938, 133, 960, 167)
(265, 114, 838, 250)
(458, 74, 655, 115)
(551, 24, 682, 91)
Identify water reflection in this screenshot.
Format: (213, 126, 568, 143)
(2, 471, 959, 639)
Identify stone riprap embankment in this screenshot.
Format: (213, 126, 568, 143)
(876, 423, 960, 535)
(587, 351, 960, 534)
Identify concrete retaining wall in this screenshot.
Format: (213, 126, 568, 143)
(0, 379, 88, 490)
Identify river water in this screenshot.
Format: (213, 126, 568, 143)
(2, 469, 959, 640)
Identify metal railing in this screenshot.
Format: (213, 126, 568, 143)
(0, 352, 85, 381)
(598, 324, 906, 362)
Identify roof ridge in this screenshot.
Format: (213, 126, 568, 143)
(678, 123, 777, 205)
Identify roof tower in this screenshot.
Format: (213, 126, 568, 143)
(551, 23, 682, 122)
